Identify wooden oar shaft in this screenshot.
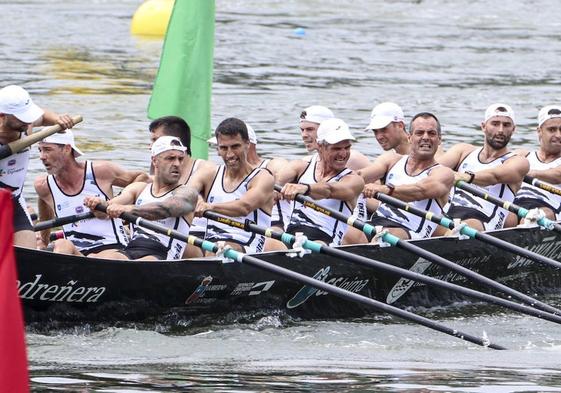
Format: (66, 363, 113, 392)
(275, 185, 561, 316)
(0, 115, 83, 160)
(205, 211, 561, 325)
(33, 211, 95, 232)
(95, 205, 505, 349)
(525, 175, 561, 197)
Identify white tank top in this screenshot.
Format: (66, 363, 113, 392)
(449, 147, 515, 230)
(183, 159, 207, 236)
(289, 154, 354, 246)
(0, 134, 30, 199)
(376, 156, 444, 239)
(47, 161, 128, 252)
(205, 165, 270, 253)
(132, 184, 191, 260)
(515, 151, 561, 214)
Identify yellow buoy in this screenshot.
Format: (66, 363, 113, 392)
(131, 0, 174, 36)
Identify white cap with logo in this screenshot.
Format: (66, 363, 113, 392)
(484, 103, 515, 123)
(316, 118, 355, 145)
(300, 105, 335, 124)
(0, 85, 44, 123)
(366, 102, 405, 130)
(42, 130, 84, 157)
(208, 122, 257, 145)
(151, 136, 187, 157)
(538, 105, 561, 127)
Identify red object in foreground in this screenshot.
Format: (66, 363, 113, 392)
(0, 189, 29, 392)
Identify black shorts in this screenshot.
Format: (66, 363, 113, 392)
(366, 216, 411, 240)
(13, 196, 32, 232)
(446, 205, 489, 223)
(120, 237, 168, 260)
(82, 243, 126, 257)
(286, 224, 332, 244)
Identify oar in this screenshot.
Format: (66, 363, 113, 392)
(273, 185, 561, 316)
(0, 115, 83, 160)
(93, 204, 506, 350)
(373, 191, 561, 313)
(33, 211, 95, 232)
(203, 211, 561, 325)
(524, 175, 561, 198)
(456, 180, 561, 254)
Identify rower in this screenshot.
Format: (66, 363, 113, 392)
(149, 115, 216, 257)
(511, 105, 561, 221)
(0, 84, 75, 248)
(84, 136, 198, 260)
(188, 118, 274, 254)
(278, 118, 364, 246)
(359, 112, 453, 240)
(438, 104, 529, 231)
(366, 102, 410, 155)
(34, 130, 149, 257)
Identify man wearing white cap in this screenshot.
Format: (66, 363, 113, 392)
(366, 102, 410, 155)
(299, 105, 370, 170)
(189, 118, 274, 254)
(512, 105, 561, 221)
(84, 136, 198, 260)
(278, 118, 364, 246)
(34, 131, 149, 257)
(359, 113, 453, 240)
(0, 84, 75, 248)
(438, 104, 529, 231)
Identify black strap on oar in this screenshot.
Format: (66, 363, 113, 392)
(274, 185, 561, 316)
(203, 211, 561, 325)
(93, 204, 505, 350)
(456, 181, 561, 262)
(33, 211, 95, 232)
(374, 191, 561, 315)
(0, 115, 83, 160)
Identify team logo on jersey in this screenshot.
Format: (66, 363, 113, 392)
(76, 206, 84, 213)
(7, 159, 16, 166)
(57, 204, 62, 211)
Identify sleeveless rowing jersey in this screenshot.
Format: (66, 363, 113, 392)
(375, 156, 444, 239)
(47, 161, 128, 252)
(514, 151, 561, 217)
(131, 184, 191, 260)
(288, 154, 354, 246)
(183, 159, 207, 238)
(0, 134, 30, 199)
(448, 147, 516, 230)
(205, 165, 270, 253)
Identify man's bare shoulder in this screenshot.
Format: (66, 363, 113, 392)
(348, 149, 370, 170)
(33, 174, 49, 197)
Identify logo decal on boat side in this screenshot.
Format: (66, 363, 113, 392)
(286, 267, 331, 309)
(185, 276, 213, 304)
(230, 280, 275, 296)
(509, 237, 561, 268)
(386, 258, 432, 304)
(17, 274, 106, 303)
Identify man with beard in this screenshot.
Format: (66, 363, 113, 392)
(278, 118, 364, 246)
(438, 104, 529, 231)
(359, 113, 453, 240)
(511, 105, 561, 221)
(84, 136, 198, 260)
(34, 130, 148, 257)
(188, 118, 274, 254)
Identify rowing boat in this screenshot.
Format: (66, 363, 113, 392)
(16, 223, 561, 325)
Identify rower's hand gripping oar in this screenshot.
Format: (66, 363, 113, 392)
(0, 115, 83, 160)
(274, 185, 561, 316)
(455, 181, 561, 267)
(33, 211, 95, 232)
(203, 210, 561, 325)
(92, 203, 505, 350)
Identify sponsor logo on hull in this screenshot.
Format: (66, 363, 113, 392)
(17, 274, 106, 303)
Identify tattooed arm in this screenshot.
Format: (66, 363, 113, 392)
(128, 185, 199, 220)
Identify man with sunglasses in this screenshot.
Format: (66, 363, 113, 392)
(0, 85, 74, 248)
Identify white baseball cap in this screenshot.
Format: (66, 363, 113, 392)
(208, 122, 257, 145)
(300, 105, 334, 124)
(0, 85, 44, 123)
(366, 102, 404, 130)
(316, 118, 355, 145)
(484, 103, 515, 123)
(538, 105, 561, 127)
(151, 136, 187, 157)
(42, 130, 84, 157)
